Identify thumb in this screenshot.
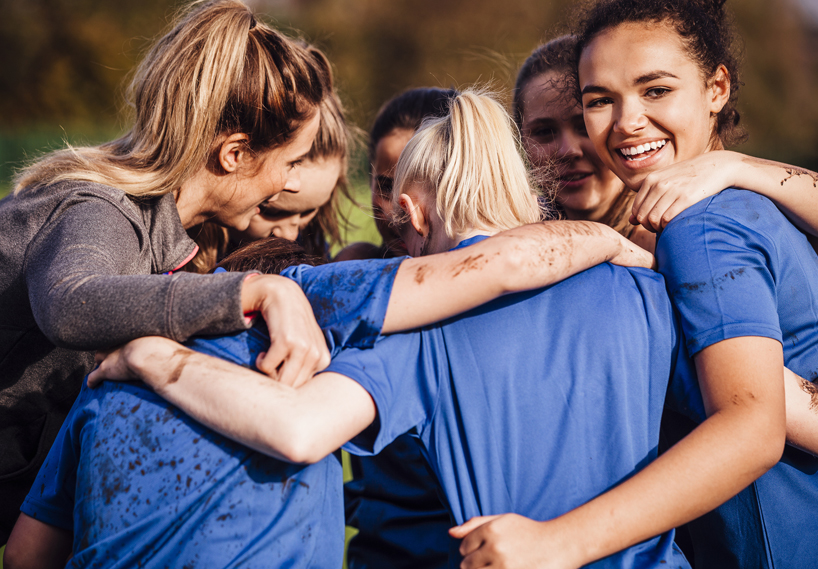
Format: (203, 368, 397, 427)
(449, 515, 500, 538)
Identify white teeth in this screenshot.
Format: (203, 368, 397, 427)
(619, 140, 667, 159)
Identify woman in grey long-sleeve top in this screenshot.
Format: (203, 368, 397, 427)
(0, 0, 331, 541)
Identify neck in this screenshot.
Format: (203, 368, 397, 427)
(456, 228, 496, 243)
(176, 168, 217, 229)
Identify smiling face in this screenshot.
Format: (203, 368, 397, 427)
(210, 111, 322, 231)
(520, 70, 624, 220)
(236, 155, 342, 242)
(578, 21, 729, 190)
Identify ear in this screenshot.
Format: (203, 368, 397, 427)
(398, 192, 429, 237)
(707, 64, 731, 114)
(217, 133, 251, 173)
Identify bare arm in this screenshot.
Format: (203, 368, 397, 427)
(4, 513, 72, 569)
(631, 151, 818, 235)
(784, 367, 818, 456)
(87, 337, 374, 464)
(382, 220, 654, 333)
(452, 336, 786, 569)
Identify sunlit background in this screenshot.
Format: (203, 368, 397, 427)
(1, 0, 817, 244)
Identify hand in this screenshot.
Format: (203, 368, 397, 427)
(241, 274, 331, 387)
(450, 513, 582, 569)
(88, 336, 180, 388)
(631, 151, 738, 232)
(607, 231, 656, 270)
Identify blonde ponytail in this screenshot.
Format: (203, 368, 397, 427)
(393, 89, 541, 238)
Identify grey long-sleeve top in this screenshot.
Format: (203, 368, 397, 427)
(0, 180, 252, 485)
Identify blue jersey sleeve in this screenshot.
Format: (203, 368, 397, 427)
(325, 331, 439, 456)
(656, 195, 782, 357)
(19, 391, 88, 531)
(281, 259, 404, 350)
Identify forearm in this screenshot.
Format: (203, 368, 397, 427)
(32, 271, 250, 350)
(732, 153, 818, 236)
(106, 339, 368, 462)
(383, 220, 653, 333)
(784, 367, 818, 456)
(548, 409, 784, 566)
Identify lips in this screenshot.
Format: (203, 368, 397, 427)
(616, 139, 668, 162)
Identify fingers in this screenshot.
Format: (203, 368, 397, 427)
(450, 515, 499, 539)
(461, 546, 492, 569)
(253, 276, 331, 387)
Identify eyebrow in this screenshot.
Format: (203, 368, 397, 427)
(523, 117, 559, 129)
(581, 70, 681, 96)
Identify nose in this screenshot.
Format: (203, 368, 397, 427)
(556, 130, 583, 162)
(613, 97, 648, 136)
(283, 167, 301, 193)
(273, 216, 301, 242)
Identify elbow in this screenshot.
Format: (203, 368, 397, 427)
(34, 301, 95, 351)
(268, 426, 331, 465)
(498, 245, 527, 295)
(753, 416, 787, 474)
(4, 541, 32, 569)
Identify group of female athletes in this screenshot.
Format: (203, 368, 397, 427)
(1, 0, 817, 567)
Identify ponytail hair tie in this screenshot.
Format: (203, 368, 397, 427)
(249, 15, 257, 31)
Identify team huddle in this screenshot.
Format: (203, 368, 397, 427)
(2, 0, 817, 568)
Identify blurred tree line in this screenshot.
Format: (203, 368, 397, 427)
(1, 0, 816, 200)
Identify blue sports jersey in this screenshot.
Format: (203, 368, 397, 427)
(20, 258, 403, 568)
(327, 236, 695, 569)
(657, 188, 818, 569)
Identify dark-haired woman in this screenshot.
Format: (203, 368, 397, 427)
(513, 34, 818, 256)
(337, 87, 461, 569)
(336, 87, 458, 262)
(453, 1, 818, 568)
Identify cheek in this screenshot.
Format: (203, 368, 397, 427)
(244, 215, 276, 239)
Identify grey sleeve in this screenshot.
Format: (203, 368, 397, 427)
(26, 199, 250, 350)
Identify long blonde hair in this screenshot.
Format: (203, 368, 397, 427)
(393, 90, 541, 238)
(14, 0, 325, 196)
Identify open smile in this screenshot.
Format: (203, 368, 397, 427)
(613, 139, 670, 172)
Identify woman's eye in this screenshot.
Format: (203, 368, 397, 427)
(528, 128, 557, 141)
(258, 203, 287, 218)
(289, 160, 303, 170)
(299, 208, 317, 219)
(645, 87, 670, 98)
(584, 96, 612, 109)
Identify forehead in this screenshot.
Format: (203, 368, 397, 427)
(578, 21, 698, 87)
(274, 156, 342, 212)
(521, 71, 581, 124)
(373, 128, 414, 177)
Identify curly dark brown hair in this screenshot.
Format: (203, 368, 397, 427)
(573, 0, 746, 147)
